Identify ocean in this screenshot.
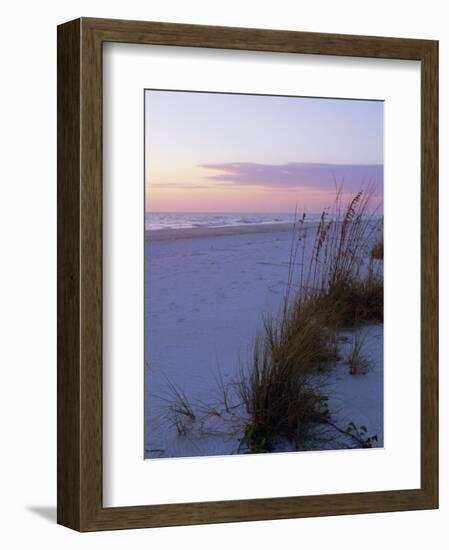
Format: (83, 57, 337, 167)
(145, 212, 322, 231)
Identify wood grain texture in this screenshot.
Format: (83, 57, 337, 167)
(420, 40, 439, 504)
(57, 17, 439, 532)
(57, 18, 81, 531)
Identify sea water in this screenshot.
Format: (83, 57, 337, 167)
(145, 212, 323, 231)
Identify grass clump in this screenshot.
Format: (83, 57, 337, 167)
(320, 272, 383, 327)
(239, 187, 383, 452)
(237, 313, 333, 452)
(347, 329, 372, 375)
(157, 374, 196, 436)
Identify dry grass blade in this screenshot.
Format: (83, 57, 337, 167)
(347, 329, 372, 375)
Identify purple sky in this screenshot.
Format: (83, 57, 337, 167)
(145, 90, 383, 212)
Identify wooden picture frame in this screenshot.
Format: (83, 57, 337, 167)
(57, 17, 438, 531)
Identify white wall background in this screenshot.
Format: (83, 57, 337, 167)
(0, 0, 446, 547)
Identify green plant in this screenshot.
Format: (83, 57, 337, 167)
(344, 422, 378, 448)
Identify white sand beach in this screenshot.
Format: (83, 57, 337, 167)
(146, 222, 300, 241)
(144, 222, 383, 459)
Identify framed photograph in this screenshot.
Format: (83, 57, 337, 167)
(57, 17, 438, 531)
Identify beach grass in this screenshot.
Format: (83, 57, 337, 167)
(238, 188, 383, 452)
(347, 329, 372, 375)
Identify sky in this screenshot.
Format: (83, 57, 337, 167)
(145, 90, 383, 213)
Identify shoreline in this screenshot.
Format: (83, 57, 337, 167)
(145, 221, 318, 242)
